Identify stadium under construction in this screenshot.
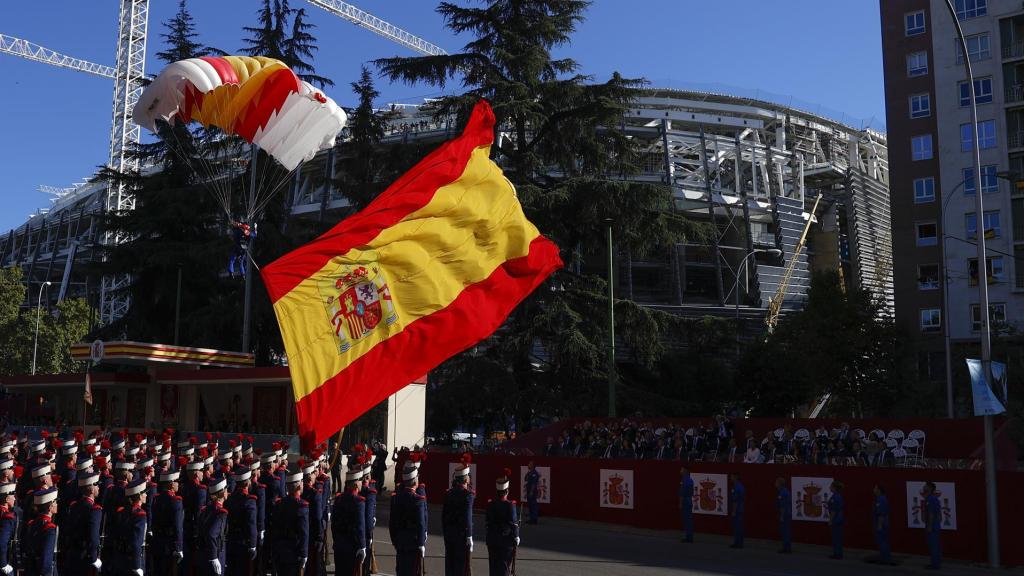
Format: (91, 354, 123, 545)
(0, 90, 892, 338)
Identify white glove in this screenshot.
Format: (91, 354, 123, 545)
(211, 559, 222, 576)
(92, 558, 103, 571)
(259, 530, 265, 544)
(173, 551, 183, 562)
(135, 570, 144, 576)
(300, 558, 307, 570)
(514, 536, 520, 546)
(466, 537, 473, 552)
(249, 547, 257, 560)
(418, 545, 426, 557)
(2, 565, 13, 576)
(356, 548, 366, 561)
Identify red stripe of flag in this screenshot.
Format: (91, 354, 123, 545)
(261, 101, 497, 304)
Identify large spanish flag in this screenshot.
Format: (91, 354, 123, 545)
(262, 100, 563, 447)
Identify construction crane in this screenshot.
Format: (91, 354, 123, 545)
(764, 193, 822, 334)
(1, 0, 445, 324)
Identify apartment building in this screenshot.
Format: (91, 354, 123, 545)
(881, 0, 1024, 394)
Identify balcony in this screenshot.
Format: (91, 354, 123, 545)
(1008, 85, 1024, 104)
(1009, 131, 1024, 149)
(1003, 40, 1024, 60)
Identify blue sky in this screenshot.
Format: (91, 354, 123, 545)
(0, 1, 884, 233)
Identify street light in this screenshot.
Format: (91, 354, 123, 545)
(943, 0, 999, 566)
(723, 247, 782, 353)
(605, 218, 616, 418)
(32, 281, 52, 375)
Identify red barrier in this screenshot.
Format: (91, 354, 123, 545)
(419, 453, 1024, 566)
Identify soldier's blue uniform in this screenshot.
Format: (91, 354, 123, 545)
(524, 468, 540, 524)
(63, 495, 102, 576)
(56, 467, 77, 523)
(109, 501, 147, 576)
(389, 486, 426, 576)
(777, 485, 792, 553)
(828, 491, 844, 559)
(0, 498, 17, 573)
(442, 483, 474, 576)
(196, 500, 228, 576)
(873, 492, 891, 563)
(331, 488, 366, 576)
(484, 496, 518, 576)
(301, 482, 324, 576)
(224, 486, 258, 576)
(270, 495, 309, 576)
(678, 474, 694, 542)
(183, 475, 208, 574)
(926, 493, 942, 569)
(150, 486, 184, 576)
(359, 476, 378, 576)
(730, 479, 745, 548)
(25, 510, 58, 576)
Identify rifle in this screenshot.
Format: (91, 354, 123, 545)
(510, 544, 517, 576)
(367, 541, 377, 575)
(10, 511, 19, 576)
(51, 526, 60, 576)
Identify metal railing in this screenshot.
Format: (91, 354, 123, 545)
(1003, 40, 1024, 60)
(1008, 131, 1024, 149)
(1006, 85, 1024, 104)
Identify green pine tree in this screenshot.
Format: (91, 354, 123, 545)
(156, 0, 207, 64)
(283, 8, 333, 88)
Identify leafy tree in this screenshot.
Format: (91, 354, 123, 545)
(736, 270, 902, 417)
(0, 267, 92, 376)
(377, 0, 710, 433)
(242, 0, 289, 60)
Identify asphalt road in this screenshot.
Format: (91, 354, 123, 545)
(329, 503, 988, 576)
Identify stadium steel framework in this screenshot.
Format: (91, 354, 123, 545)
(1, 90, 892, 333)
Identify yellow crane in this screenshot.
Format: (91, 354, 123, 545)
(765, 194, 822, 333)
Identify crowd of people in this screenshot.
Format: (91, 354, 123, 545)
(535, 417, 926, 467)
(0, 427, 522, 576)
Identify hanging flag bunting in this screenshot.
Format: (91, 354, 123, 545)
(966, 358, 1007, 416)
(262, 100, 563, 447)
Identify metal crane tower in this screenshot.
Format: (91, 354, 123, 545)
(305, 0, 447, 55)
(0, 34, 116, 78)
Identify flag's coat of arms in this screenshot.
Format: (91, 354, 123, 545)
(319, 260, 399, 352)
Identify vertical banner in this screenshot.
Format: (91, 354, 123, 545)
(691, 473, 727, 516)
(792, 476, 833, 522)
(83, 371, 93, 406)
(520, 466, 551, 504)
(447, 463, 478, 491)
(966, 358, 1007, 416)
(159, 384, 178, 421)
(906, 481, 957, 530)
(599, 469, 633, 509)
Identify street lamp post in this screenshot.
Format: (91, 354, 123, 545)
(944, 0, 999, 566)
(606, 219, 616, 418)
(723, 247, 782, 353)
(32, 281, 52, 375)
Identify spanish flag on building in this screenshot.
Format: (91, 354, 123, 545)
(262, 100, 563, 446)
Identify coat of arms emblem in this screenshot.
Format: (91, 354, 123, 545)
(319, 258, 399, 353)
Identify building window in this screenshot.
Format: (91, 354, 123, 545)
(960, 120, 996, 151)
(968, 256, 1005, 285)
(914, 177, 936, 203)
(912, 134, 933, 160)
(916, 222, 938, 246)
(956, 33, 991, 63)
(970, 303, 1006, 332)
(963, 164, 998, 195)
(965, 210, 1001, 239)
(955, 0, 986, 19)
(907, 51, 929, 77)
(910, 93, 931, 118)
(906, 11, 926, 36)
(921, 308, 942, 332)
(959, 77, 993, 106)
(1013, 198, 1024, 239)
(918, 264, 940, 290)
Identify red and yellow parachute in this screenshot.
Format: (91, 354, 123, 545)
(133, 56, 346, 171)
